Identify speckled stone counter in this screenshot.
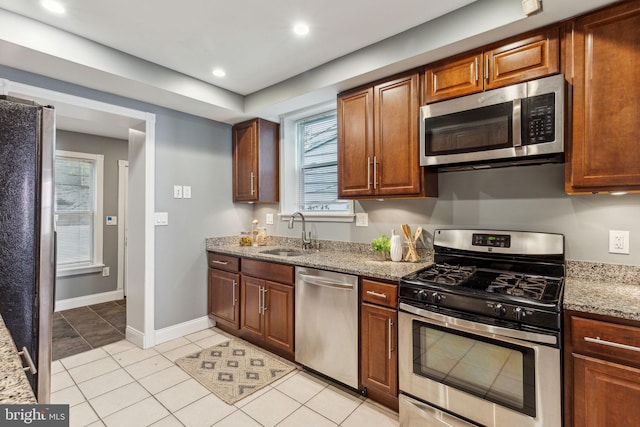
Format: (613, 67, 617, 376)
(565, 260, 640, 321)
(206, 236, 432, 281)
(0, 314, 37, 404)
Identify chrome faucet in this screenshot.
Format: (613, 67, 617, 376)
(288, 211, 312, 249)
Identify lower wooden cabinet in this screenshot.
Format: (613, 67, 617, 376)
(360, 279, 398, 411)
(564, 310, 640, 426)
(208, 268, 240, 332)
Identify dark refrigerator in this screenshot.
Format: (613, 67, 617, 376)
(0, 95, 55, 403)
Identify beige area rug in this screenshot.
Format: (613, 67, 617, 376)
(176, 338, 297, 404)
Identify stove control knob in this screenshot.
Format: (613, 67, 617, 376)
(493, 303, 506, 316)
(431, 292, 442, 304)
(514, 307, 526, 321)
(416, 290, 429, 301)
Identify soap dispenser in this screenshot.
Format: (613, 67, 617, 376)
(390, 229, 403, 262)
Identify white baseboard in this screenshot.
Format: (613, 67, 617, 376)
(55, 289, 125, 312)
(154, 316, 216, 346)
(126, 326, 146, 349)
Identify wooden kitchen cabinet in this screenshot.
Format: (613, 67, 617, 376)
(239, 259, 295, 360)
(232, 118, 279, 203)
(564, 310, 640, 426)
(565, 0, 640, 193)
(207, 252, 240, 333)
(360, 279, 398, 411)
(424, 27, 559, 103)
(337, 71, 437, 199)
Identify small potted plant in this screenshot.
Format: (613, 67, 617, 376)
(372, 234, 391, 261)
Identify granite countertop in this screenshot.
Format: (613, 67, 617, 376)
(0, 314, 37, 404)
(207, 236, 640, 322)
(206, 236, 432, 282)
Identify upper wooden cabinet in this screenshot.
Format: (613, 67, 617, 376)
(565, 0, 640, 193)
(424, 27, 560, 103)
(232, 118, 279, 203)
(337, 72, 437, 199)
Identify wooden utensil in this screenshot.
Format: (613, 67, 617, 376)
(402, 223, 419, 262)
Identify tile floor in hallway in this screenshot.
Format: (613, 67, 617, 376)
(50, 328, 399, 427)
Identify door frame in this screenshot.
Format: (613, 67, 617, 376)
(1, 78, 157, 349)
(117, 159, 129, 296)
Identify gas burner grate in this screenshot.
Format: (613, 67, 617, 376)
(487, 273, 548, 300)
(418, 263, 476, 286)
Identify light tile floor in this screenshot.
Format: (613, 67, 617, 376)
(51, 328, 400, 427)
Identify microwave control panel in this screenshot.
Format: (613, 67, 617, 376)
(522, 93, 555, 145)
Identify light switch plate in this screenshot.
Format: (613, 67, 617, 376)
(266, 213, 274, 225)
(183, 186, 192, 199)
(609, 230, 630, 254)
(355, 213, 368, 227)
(173, 185, 183, 199)
(155, 212, 169, 226)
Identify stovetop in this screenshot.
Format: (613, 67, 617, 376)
(399, 229, 566, 331)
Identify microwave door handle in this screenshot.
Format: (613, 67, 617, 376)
(513, 98, 522, 148)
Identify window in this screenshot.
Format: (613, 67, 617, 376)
(55, 150, 104, 276)
(281, 104, 353, 220)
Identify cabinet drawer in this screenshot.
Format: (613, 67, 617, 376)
(362, 279, 398, 308)
(570, 315, 640, 367)
(242, 258, 294, 285)
(207, 252, 240, 272)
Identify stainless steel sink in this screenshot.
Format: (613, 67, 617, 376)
(260, 248, 306, 257)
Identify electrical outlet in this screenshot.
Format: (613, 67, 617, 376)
(173, 185, 183, 198)
(609, 230, 630, 254)
(355, 213, 368, 227)
(102, 267, 110, 277)
(266, 213, 274, 225)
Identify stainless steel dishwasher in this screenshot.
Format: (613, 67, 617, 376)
(295, 266, 359, 389)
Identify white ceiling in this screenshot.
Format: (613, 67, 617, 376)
(0, 0, 621, 138)
(0, 0, 475, 96)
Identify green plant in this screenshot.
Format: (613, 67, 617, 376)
(372, 234, 391, 254)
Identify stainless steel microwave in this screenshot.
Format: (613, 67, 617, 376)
(420, 74, 564, 171)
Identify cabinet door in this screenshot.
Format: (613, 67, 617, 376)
(233, 120, 258, 202)
(240, 276, 264, 340)
(337, 87, 375, 198)
(572, 354, 640, 427)
(361, 303, 398, 404)
(567, 1, 640, 192)
(263, 281, 294, 354)
(485, 27, 559, 90)
(208, 269, 240, 331)
(374, 73, 422, 196)
(424, 52, 483, 103)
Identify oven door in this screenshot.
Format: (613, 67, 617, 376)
(398, 304, 561, 427)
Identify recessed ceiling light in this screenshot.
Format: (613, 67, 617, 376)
(293, 23, 309, 36)
(212, 68, 226, 77)
(41, 0, 66, 14)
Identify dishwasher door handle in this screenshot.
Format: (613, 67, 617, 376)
(298, 274, 354, 290)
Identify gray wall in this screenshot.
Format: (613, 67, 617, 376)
(0, 65, 253, 331)
(255, 163, 640, 266)
(55, 130, 128, 300)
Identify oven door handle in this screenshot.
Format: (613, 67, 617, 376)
(399, 303, 557, 345)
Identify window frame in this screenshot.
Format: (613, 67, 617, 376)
(55, 150, 105, 277)
(280, 103, 354, 223)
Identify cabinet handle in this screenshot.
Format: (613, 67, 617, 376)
(250, 172, 255, 195)
(18, 347, 37, 374)
(366, 290, 387, 299)
(262, 288, 268, 313)
(373, 156, 378, 190)
(585, 336, 640, 353)
(474, 57, 479, 82)
(258, 286, 263, 314)
(388, 319, 394, 360)
(211, 260, 228, 265)
(232, 280, 237, 306)
(485, 55, 489, 81)
(367, 157, 372, 190)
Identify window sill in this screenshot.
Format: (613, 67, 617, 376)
(57, 264, 105, 277)
(279, 213, 355, 223)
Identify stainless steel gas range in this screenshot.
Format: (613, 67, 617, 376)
(398, 229, 565, 427)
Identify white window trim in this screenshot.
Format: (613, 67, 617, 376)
(280, 102, 354, 222)
(55, 150, 105, 277)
